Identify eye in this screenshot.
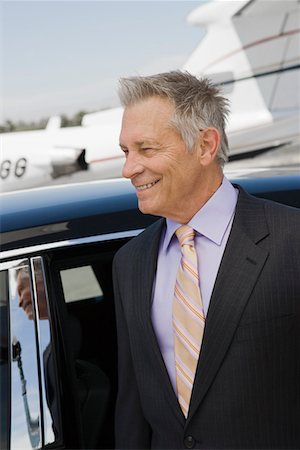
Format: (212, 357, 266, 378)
(141, 147, 157, 154)
(120, 146, 128, 157)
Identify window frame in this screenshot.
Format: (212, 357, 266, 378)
(0, 257, 64, 449)
(45, 238, 130, 449)
(0, 258, 44, 449)
(0, 228, 143, 449)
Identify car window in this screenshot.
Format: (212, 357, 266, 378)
(5, 259, 42, 449)
(60, 265, 103, 303)
(0, 258, 62, 450)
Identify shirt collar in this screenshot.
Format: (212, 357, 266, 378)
(163, 176, 238, 251)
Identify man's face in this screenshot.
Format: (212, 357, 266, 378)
(119, 97, 206, 222)
(17, 271, 49, 320)
(17, 272, 34, 320)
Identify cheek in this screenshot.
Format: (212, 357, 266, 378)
(169, 165, 189, 188)
(24, 289, 31, 303)
(19, 288, 30, 303)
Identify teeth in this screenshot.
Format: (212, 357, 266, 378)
(136, 180, 159, 191)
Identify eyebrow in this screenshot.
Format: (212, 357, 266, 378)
(119, 139, 160, 149)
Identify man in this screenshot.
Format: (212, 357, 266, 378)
(17, 265, 49, 320)
(113, 71, 300, 449)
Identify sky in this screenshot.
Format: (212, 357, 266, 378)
(2, 1, 205, 123)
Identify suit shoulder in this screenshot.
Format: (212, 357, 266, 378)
(262, 197, 300, 237)
(262, 196, 300, 218)
(234, 185, 300, 238)
(248, 190, 300, 222)
(237, 184, 300, 218)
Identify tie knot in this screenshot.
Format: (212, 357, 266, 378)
(175, 225, 195, 247)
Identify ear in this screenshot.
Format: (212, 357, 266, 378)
(198, 128, 221, 166)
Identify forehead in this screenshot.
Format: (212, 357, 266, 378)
(120, 97, 174, 142)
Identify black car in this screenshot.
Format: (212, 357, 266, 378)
(1, 173, 299, 450)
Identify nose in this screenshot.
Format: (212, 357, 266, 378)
(18, 293, 23, 308)
(122, 151, 144, 179)
(18, 288, 30, 309)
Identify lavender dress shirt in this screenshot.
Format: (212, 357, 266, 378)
(151, 176, 238, 391)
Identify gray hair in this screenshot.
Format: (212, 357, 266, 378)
(118, 71, 230, 166)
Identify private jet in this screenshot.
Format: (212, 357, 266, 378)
(1, 0, 299, 193)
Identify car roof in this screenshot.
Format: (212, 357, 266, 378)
(0, 178, 157, 253)
(1, 178, 137, 232)
(1, 173, 299, 254)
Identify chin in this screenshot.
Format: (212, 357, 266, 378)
(138, 203, 157, 217)
(138, 201, 149, 214)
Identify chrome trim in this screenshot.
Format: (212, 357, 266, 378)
(0, 229, 144, 260)
(29, 257, 44, 447)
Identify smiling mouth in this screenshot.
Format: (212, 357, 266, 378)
(24, 302, 32, 312)
(135, 179, 160, 191)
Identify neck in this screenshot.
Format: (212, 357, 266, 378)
(174, 168, 224, 224)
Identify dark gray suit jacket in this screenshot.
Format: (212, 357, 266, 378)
(113, 186, 300, 449)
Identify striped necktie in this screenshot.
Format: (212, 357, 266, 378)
(173, 225, 205, 418)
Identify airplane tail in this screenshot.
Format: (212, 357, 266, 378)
(46, 116, 62, 131)
(183, 0, 300, 156)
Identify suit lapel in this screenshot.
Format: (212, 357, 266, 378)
(134, 219, 185, 424)
(188, 188, 270, 421)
